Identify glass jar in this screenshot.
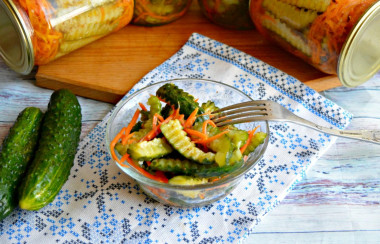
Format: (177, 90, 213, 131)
(0, 0, 134, 74)
(249, 0, 380, 87)
(132, 0, 192, 26)
(199, 0, 254, 30)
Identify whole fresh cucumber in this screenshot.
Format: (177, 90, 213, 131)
(0, 107, 43, 220)
(18, 89, 82, 211)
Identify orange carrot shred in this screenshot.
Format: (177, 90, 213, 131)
(139, 103, 147, 111)
(184, 107, 198, 128)
(110, 127, 126, 163)
(240, 126, 260, 153)
(202, 120, 216, 134)
(193, 130, 229, 144)
(125, 156, 168, 183)
(121, 132, 135, 145)
(125, 109, 141, 135)
(184, 128, 208, 139)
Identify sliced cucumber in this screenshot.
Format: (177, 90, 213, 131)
(156, 83, 204, 119)
(161, 120, 215, 164)
(192, 122, 237, 167)
(243, 132, 267, 155)
(168, 175, 209, 185)
(128, 138, 173, 161)
(150, 158, 244, 177)
(226, 128, 249, 149)
(201, 100, 219, 114)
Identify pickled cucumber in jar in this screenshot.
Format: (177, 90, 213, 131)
(13, 0, 134, 65)
(249, 0, 378, 74)
(132, 0, 192, 26)
(199, 0, 254, 30)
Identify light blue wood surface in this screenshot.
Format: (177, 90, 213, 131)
(0, 59, 379, 243)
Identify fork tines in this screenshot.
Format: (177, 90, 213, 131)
(211, 100, 269, 126)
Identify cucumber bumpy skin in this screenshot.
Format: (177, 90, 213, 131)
(150, 158, 243, 177)
(242, 132, 267, 156)
(0, 107, 43, 220)
(156, 83, 205, 119)
(127, 138, 173, 161)
(18, 89, 82, 211)
(161, 119, 215, 164)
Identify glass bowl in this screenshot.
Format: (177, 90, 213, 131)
(106, 78, 269, 207)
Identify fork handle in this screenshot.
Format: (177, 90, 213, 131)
(288, 117, 380, 145)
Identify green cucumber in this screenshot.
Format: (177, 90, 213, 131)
(243, 132, 267, 155)
(192, 122, 238, 167)
(168, 175, 209, 186)
(160, 104, 173, 119)
(0, 107, 43, 220)
(18, 89, 82, 211)
(161, 120, 215, 164)
(150, 158, 243, 177)
(128, 138, 173, 161)
(156, 83, 204, 119)
(226, 128, 249, 149)
(128, 96, 162, 142)
(147, 95, 161, 116)
(201, 100, 219, 114)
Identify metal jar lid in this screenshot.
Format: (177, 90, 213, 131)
(0, 0, 34, 74)
(338, 1, 380, 87)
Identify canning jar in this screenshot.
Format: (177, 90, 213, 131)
(0, 0, 134, 74)
(132, 0, 192, 26)
(199, 0, 254, 30)
(249, 0, 380, 87)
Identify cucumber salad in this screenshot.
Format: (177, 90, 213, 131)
(110, 83, 267, 185)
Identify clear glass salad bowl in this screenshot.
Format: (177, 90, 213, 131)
(106, 78, 269, 207)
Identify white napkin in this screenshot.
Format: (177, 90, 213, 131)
(0, 33, 352, 243)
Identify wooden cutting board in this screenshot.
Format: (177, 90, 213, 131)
(36, 1, 342, 104)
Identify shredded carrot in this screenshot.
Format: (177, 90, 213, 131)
(202, 120, 217, 134)
(121, 132, 135, 145)
(156, 114, 164, 122)
(177, 114, 185, 125)
(125, 109, 141, 135)
(16, 0, 62, 65)
(173, 107, 180, 119)
(110, 128, 126, 163)
(139, 103, 147, 111)
(184, 128, 208, 139)
(161, 113, 174, 124)
(152, 114, 158, 129)
(194, 98, 199, 102)
(114, 0, 134, 31)
(193, 130, 229, 144)
(307, 0, 377, 74)
(154, 170, 168, 182)
(198, 111, 215, 119)
(156, 96, 167, 103)
(132, 0, 191, 25)
(125, 156, 168, 183)
(240, 126, 260, 153)
(184, 107, 199, 128)
(119, 153, 130, 165)
(141, 125, 161, 141)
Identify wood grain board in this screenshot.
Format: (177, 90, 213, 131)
(36, 1, 342, 104)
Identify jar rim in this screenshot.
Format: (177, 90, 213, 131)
(0, 0, 34, 74)
(338, 1, 380, 87)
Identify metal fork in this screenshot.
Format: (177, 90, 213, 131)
(211, 100, 380, 145)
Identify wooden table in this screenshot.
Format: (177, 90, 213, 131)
(1, 58, 380, 243)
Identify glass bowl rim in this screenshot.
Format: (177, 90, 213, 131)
(105, 78, 269, 190)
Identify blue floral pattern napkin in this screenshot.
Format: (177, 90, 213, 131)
(0, 33, 352, 243)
